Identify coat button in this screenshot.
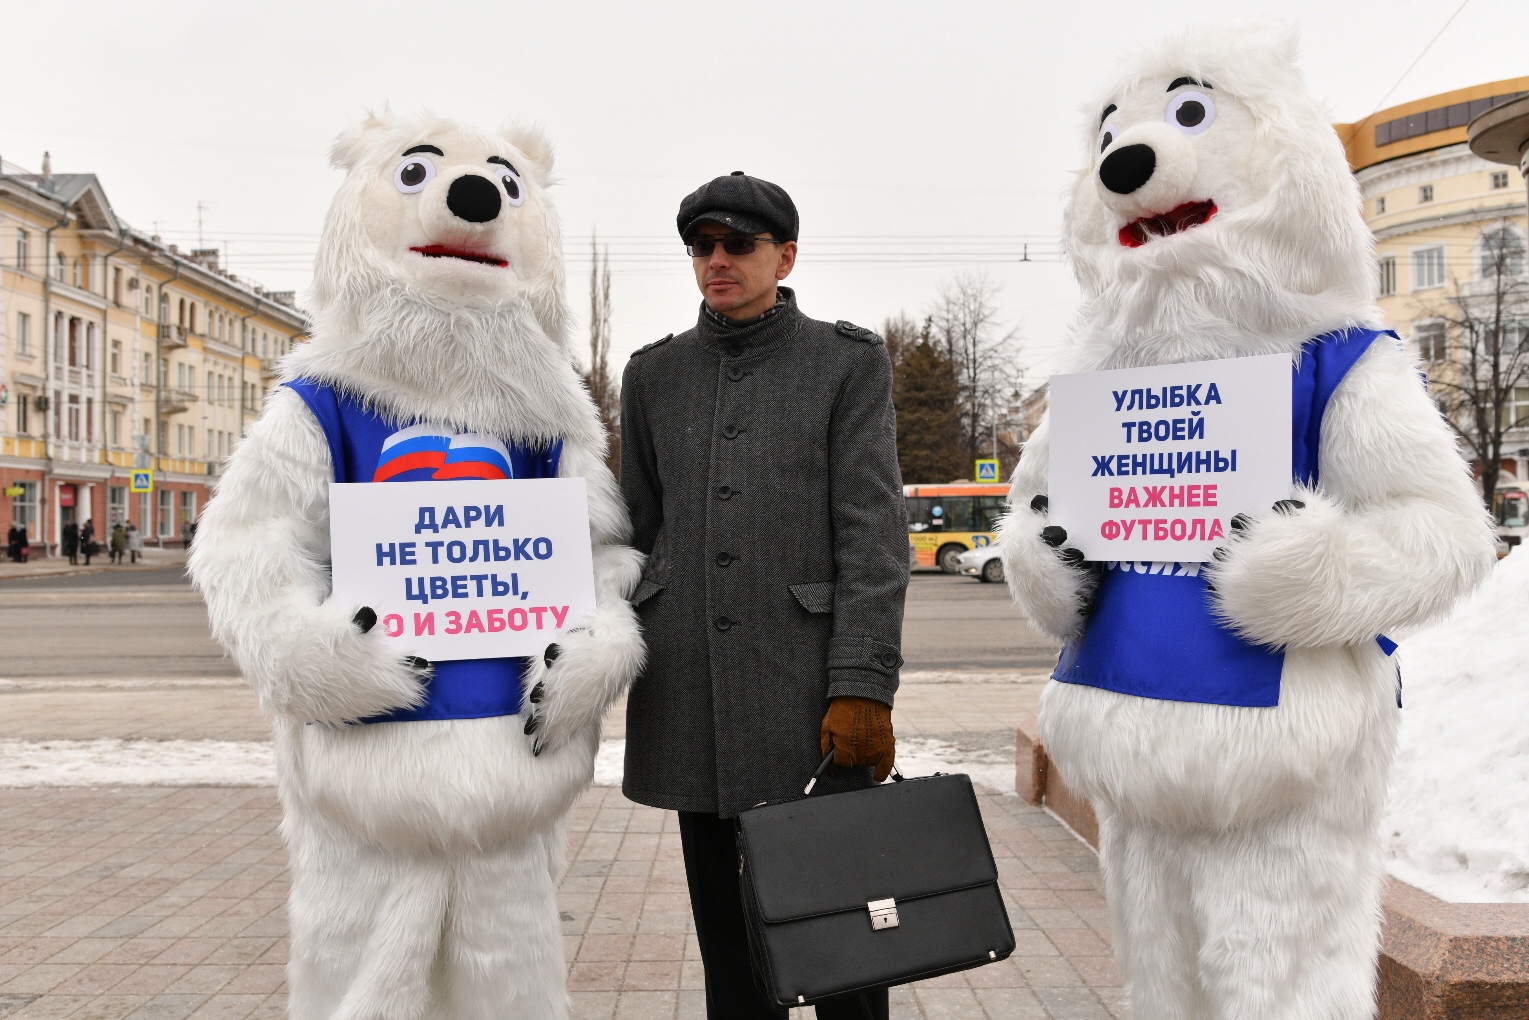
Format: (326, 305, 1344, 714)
(714, 616, 733, 632)
(716, 552, 733, 567)
(881, 652, 899, 668)
(716, 485, 733, 500)
(726, 343, 742, 357)
(723, 425, 740, 440)
(728, 367, 744, 382)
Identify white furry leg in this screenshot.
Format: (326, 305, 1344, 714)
(1188, 808, 1385, 1020)
(1101, 809, 1210, 1020)
(436, 835, 569, 1020)
(286, 809, 450, 1020)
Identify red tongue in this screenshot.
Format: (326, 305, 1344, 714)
(409, 245, 508, 268)
(1118, 201, 1217, 248)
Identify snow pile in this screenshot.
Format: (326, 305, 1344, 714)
(1383, 550, 1529, 903)
(0, 738, 275, 787)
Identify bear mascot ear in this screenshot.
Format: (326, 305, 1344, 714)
(330, 108, 400, 172)
(501, 121, 555, 177)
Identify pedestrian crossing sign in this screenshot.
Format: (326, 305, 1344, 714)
(129, 470, 154, 493)
(975, 459, 1000, 483)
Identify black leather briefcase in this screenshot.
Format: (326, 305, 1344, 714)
(736, 767, 1015, 1007)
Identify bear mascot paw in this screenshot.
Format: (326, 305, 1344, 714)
(189, 111, 644, 1020)
(999, 23, 1496, 1020)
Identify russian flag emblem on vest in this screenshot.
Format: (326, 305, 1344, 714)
(374, 424, 514, 482)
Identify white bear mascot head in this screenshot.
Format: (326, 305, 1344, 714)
(1065, 21, 1377, 371)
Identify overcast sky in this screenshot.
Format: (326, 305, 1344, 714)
(7, 0, 1525, 382)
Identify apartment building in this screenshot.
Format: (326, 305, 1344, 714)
(1, 157, 308, 553)
(1337, 77, 1529, 489)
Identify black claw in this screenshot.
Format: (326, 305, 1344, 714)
(1030, 494, 1049, 514)
(1230, 514, 1252, 534)
(1040, 525, 1068, 548)
(1211, 547, 1229, 562)
(529, 682, 545, 704)
(1273, 499, 1306, 516)
(1058, 548, 1085, 567)
(352, 607, 378, 633)
(532, 739, 544, 757)
(404, 655, 432, 672)
(523, 714, 540, 735)
(543, 643, 562, 669)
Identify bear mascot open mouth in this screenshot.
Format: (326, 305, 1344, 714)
(187, 110, 647, 1020)
(997, 20, 1496, 1020)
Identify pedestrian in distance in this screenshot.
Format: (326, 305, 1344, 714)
(61, 519, 79, 565)
(110, 521, 127, 565)
(620, 171, 909, 1020)
(125, 521, 142, 564)
(6, 521, 25, 563)
(80, 519, 96, 566)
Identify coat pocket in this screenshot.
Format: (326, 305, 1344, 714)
(632, 577, 667, 607)
(788, 582, 836, 614)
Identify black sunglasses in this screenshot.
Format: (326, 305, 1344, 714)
(685, 234, 782, 258)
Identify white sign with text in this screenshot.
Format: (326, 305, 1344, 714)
(1048, 354, 1293, 562)
(329, 478, 597, 660)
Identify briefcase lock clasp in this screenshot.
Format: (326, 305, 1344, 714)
(867, 898, 899, 930)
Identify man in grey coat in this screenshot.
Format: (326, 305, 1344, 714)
(620, 172, 908, 1019)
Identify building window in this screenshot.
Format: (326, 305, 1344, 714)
(1376, 196, 1387, 215)
(139, 491, 151, 534)
(1412, 246, 1447, 290)
(1479, 226, 1526, 278)
(112, 267, 122, 305)
(180, 490, 196, 530)
(85, 397, 93, 444)
(55, 252, 65, 281)
(1379, 256, 1398, 297)
(16, 312, 30, 356)
(67, 395, 81, 442)
(11, 481, 39, 529)
(1418, 184, 1434, 204)
(1491, 171, 1511, 190)
(110, 339, 121, 377)
(109, 486, 126, 525)
(1506, 387, 1529, 432)
(157, 420, 167, 455)
(17, 394, 29, 434)
(158, 490, 173, 537)
(110, 410, 121, 446)
(1414, 321, 1448, 362)
(16, 229, 29, 270)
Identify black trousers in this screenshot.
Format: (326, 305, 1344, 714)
(678, 811, 889, 1020)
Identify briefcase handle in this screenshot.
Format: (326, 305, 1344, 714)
(803, 748, 904, 796)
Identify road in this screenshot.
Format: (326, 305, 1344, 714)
(0, 565, 1057, 680)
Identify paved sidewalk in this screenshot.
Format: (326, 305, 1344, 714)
(0, 785, 1122, 1020)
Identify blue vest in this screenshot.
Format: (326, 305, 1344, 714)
(288, 379, 563, 723)
(1052, 328, 1397, 708)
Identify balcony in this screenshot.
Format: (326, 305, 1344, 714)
(159, 387, 198, 415)
(158, 324, 188, 350)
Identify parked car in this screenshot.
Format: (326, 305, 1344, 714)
(956, 544, 1004, 583)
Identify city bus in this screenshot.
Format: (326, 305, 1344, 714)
(904, 483, 1009, 572)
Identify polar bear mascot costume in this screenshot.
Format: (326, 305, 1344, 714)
(1000, 24, 1496, 1020)
(189, 112, 644, 1019)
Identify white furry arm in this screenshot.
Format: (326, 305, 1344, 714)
(521, 436, 645, 753)
(187, 387, 425, 723)
(1209, 338, 1496, 648)
(999, 414, 1095, 641)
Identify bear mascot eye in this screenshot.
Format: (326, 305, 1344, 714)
(394, 156, 437, 194)
(491, 165, 526, 207)
(1098, 121, 1121, 154)
(1166, 91, 1216, 135)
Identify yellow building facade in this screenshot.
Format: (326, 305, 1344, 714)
(1337, 78, 1529, 493)
(1, 160, 307, 555)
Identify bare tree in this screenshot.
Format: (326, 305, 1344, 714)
(926, 273, 1024, 473)
(584, 233, 620, 474)
(1422, 220, 1529, 506)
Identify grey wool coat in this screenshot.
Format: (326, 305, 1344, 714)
(619, 289, 909, 817)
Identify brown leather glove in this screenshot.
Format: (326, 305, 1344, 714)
(820, 696, 896, 783)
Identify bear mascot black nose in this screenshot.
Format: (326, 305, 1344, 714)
(446, 174, 503, 222)
(1099, 144, 1157, 195)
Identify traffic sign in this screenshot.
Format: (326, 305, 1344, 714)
(975, 459, 1001, 483)
(129, 470, 154, 493)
